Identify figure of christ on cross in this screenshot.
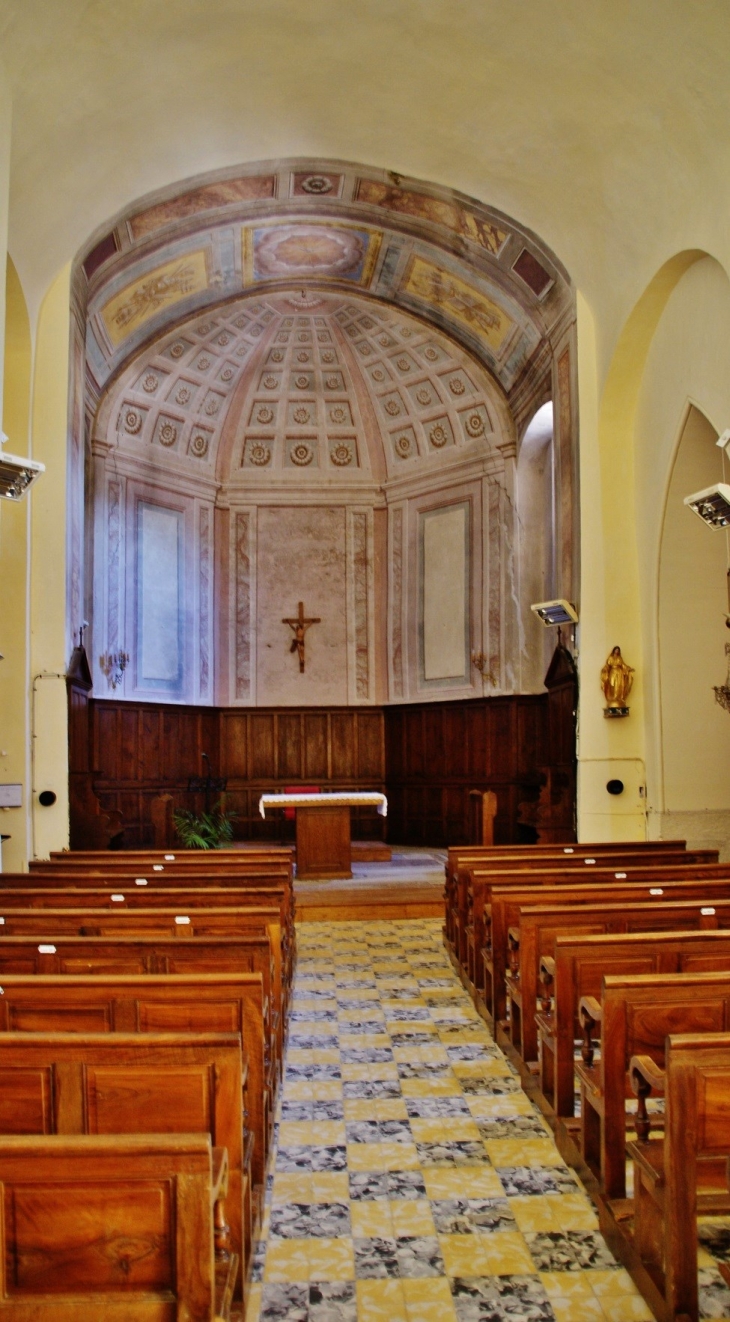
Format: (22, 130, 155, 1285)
(282, 601, 321, 673)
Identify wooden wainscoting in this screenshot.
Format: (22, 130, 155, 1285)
(86, 701, 386, 847)
(70, 677, 575, 849)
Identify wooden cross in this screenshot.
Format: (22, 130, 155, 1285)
(282, 601, 321, 673)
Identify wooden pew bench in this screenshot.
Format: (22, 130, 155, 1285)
(0, 969, 269, 1191)
(470, 864, 730, 1000)
(479, 874, 730, 1025)
(628, 1033, 730, 1322)
(0, 1132, 236, 1320)
(537, 929, 730, 1139)
(443, 842, 699, 951)
(504, 896, 730, 1063)
(576, 971, 730, 1203)
(0, 886, 294, 1007)
(0, 1031, 249, 1276)
(441, 851, 708, 967)
(0, 907, 285, 1051)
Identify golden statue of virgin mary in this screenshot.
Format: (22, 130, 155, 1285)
(601, 646, 634, 713)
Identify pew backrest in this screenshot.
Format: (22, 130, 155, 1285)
(0, 1131, 221, 1318)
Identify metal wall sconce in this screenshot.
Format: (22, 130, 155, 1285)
(99, 651, 129, 689)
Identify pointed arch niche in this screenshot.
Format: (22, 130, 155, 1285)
(70, 159, 577, 709)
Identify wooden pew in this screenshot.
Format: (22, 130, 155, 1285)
(0, 1131, 236, 1319)
(0, 907, 285, 1055)
(0, 885, 295, 1003)
(504, 896, 730, 1063)
(628, 1033, 730, 1322)
(477, 870, 730, 1022)
(574, 970, 730, 1202)
(0, 956, 271, 1188)
(443, 842, 697, 943)
(43, 846, 293, 864)
(451, 851, 720, 976)
(539, 928, 730, 1130)
(0, 1031, 249, 1275)
(0, 972, 268, 1189)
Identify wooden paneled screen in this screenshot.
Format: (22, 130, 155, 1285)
(69, 650, 576, 848)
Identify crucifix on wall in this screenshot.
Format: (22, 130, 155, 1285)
(282, 601, 321, 673)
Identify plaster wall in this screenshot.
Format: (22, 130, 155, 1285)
(0, 257, 31, 870)
(255, 505, 349, 706)
(632, 257, 730, 855)
(28, 265, 71, 860)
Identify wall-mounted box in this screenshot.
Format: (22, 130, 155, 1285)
(0, 785, 22, 808)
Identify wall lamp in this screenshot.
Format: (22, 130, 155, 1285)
(684, 430, 730, 528)
(0, 432, 44, 501)
(530, 599, 579, 627)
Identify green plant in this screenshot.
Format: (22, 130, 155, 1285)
(172, 800, 237, 850)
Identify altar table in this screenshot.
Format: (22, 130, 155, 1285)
(258, 792, 388, 879)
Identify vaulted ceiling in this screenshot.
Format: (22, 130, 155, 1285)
(80, 159, 573, 442)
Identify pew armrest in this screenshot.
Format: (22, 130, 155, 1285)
(630, 1054, 666, 1143)
(630, 1055, 666, 1097)
(579, 996, 603, 1027)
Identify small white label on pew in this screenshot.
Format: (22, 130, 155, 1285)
(38, 945, 56, 954)
(111, 894, 125, 902)
(615, 872, 627, 879)
(702, 907, 716, 916)
(649, 887, 663, 895)
(175, 916, 191, 925)
(563, 848, 574, 853)
(0, 918, 5, 925)
(153, 865, 164, 871)
(164, 854, 175, 861)
(584, 859, 596, 865)
(0, 988, 4, 995)
(135, 879, 148, 886)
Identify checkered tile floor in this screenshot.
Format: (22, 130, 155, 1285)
(244, 920, 729, 1321)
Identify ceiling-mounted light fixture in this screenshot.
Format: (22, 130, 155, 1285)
(530, 599, 579, 627)
(0, 432, 44, 501)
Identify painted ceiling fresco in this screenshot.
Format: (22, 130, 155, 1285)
(79, 160, 573, 434)
(99, 290, 512, 486)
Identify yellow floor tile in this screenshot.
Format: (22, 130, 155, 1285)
(309, 1081, 343, 1100)
(465, 1094, 535, 1118)
(390, 1198, 436, 1237)
(346, 1140, 420, 1171)
(424, 1166, 506, 1199)
(546, 1192, 600, 1231)
(400, 1077, 463, 1097)
(409, 1116, 482, 1143)
(304, 1236, 355, 1281)
(290, 1020, 339, 1037)
(271, 1172, 313, 1205)
(277, 1120, 346, 1146)
(351, 1200, 393, 1237)
(402, 1277, 458, 1321)
(339, 1033, 392, 1049)
(439, 1230, 536, 1276)
(357, 1279, 408, 1322)
(263, 1239, 310, 1282)
(509, 1194, 564, 1232)
(484, 1137, 567, 1166)
(308, 1172, 350, 1203)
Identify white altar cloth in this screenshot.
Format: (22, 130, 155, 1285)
(259, 791, 387, 819)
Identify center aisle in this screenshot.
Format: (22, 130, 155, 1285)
(246, 920, 652, 1322)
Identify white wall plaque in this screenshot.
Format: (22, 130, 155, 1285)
(0, 785, 22, 808)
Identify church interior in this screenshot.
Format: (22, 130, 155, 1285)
(0, 3, 730, 1319)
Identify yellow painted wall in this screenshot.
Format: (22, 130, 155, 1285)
(28, 264, 71, 860)
(633, 257, 730, 854)
(0, 6, 728, 848)
(0, 258, 31, 869)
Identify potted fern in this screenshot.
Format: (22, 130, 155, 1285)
(172, 799, 237, 850)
